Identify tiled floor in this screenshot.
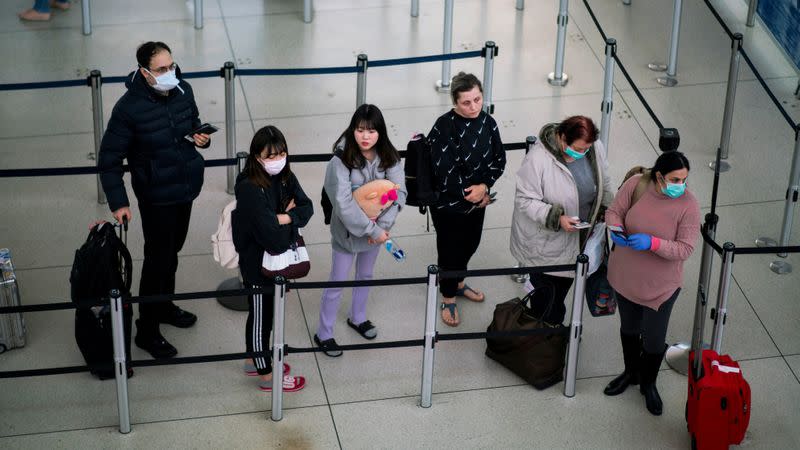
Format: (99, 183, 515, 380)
(1, 0, 799, 448)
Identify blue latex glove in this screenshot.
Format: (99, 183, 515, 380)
(610, 231, 629, 247)
(627, 233, 652, 251)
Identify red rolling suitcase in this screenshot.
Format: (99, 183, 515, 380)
(686, 350, 751, 450)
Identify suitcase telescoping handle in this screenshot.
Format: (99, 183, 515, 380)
(117, 217, 128, 245)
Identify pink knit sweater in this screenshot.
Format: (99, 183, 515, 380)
(606, 175, 701, 310)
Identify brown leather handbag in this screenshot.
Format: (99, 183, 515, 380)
(485, 288, 568, 390)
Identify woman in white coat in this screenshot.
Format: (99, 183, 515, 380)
(510, 116, 614, 323)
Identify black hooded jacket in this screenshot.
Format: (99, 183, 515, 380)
(232, 171, 314, 286)
(98, 68, 208, 212)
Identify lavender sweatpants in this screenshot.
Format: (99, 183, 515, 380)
(317, 246, 381, 340)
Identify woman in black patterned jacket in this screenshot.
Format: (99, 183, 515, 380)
(427, 72, 506, 327)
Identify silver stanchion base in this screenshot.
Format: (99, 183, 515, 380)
(708, 160, 730, 172)
(770, 260, 792, 274)
(216, 277, 249, 311)
(665, 342, 709, 376)
(435, 80, 451, 93)
(656, 76, 678, 87)
(755, 237, 777, 247)
(622, 0, 632, 5)
(511, 273, 529, 283)
(547, 72, 569, 86)
(648, 62, 667, 72)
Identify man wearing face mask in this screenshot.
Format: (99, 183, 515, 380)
(99, 41, 210, 359)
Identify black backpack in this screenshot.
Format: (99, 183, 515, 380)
(404, 133, 437, 213)
(320, 148, 347, 225)
(70, 222, 132, 306)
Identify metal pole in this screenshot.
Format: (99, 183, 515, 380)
(304, 0, 313, 23)
(650, 0, 682, 87)
(564, 254, 589, 398)
(599, 39, 616, 150)
(708, 33, 742, 173)
(482, 42, 497, 114)
(666, 214, 717, 376)
(548, 0, 570, 86)
(223, 62, 237, 195)
(89, 71, 107, 205)
(411, 0, 419, 17)
(194, 0, 203, 29)
(420, 265, 439, 408)
(109, 289, 131, 434)
(516, 0, 525, 11)
(271, 277, 287, 421)
(236, 151, 247, 175)
(81, 0, 91, 35)
(436, 0, 455, 92)
(356, 54, 368, 108)
(746, 0, 759, 27)
(710, 243, 735, 353)
(767, 132, 800, 274)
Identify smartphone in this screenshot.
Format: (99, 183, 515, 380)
(184, 123, 219, 142)
(573, 221, 591, 230)
(608, 225, 627, 237)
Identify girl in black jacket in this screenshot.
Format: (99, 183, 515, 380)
(232, 126, 313, 392)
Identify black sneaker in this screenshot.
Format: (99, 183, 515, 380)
(135, 333, 178, 359)
(314, 334, 343, 357)
(158, 307, 197, 328)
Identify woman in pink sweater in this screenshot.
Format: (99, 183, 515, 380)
(603, 151, 700, 416)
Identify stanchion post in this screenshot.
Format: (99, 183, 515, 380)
(710, 243, 735, 353)
(236, 151, 248, 175)
(109, 289, 131, 434)
(666, 213, 718, 375)
(481, 42, 497, 114)
(223, 62, 237, 195)
(271, 277, 287, 421)
(564, 254, 589, 398)
(746, 0, 759, 27)
(81, 0, 91, 35)
(622, 0, 632, 5)
(356, 54, 368, 108)
(436, 0, 455, 92)
(708, 33, 742, 173)
(516, 0, 525, 11)
(194, 0, 203, 30)
(420, 265, 439, 408)
(650, 0, 682, 87)
(767, 131, 800, 274)
(304, 0, 313, 23)
(548, 0, 570, 86)
(599, 39, 617, 150)
(88, 70, 107, 205)
(411, 0, 419, 17)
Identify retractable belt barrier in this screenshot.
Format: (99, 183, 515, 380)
(0, 259, 589, 430)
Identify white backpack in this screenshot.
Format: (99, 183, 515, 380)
(212, 200, 239, 269)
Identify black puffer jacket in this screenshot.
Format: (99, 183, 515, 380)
(232, 171, 314, 286)
(99, 68, 208, 212)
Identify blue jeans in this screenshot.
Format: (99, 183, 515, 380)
(33, 0, 69, 13)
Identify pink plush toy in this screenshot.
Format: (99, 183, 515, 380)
(353, 179, 400, 221)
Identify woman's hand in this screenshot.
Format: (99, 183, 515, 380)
(610, 232, 629, 247)
(463, 184, 488, 203)
(277, 214, 292, 225)
(368, 230, 390, 245)
(285, 199, 296, 212)
(627, 233, 652, 251)
(477, 194, 491, 208)
(559, 215, 580, 232)
(193, 133, 210, 147)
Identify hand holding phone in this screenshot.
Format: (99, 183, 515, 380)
(608, 225, 627, 238)
(184, 123, 219, 143)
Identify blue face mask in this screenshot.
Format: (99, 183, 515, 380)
(565, 146, 589, 160)
(662, 182, 686, 199)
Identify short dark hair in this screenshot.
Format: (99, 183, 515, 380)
(244, 125, 291, 188)
(652, 151, 691, 178)
(336, 104, 400, 172)
(556, 115, 599, 146)
(136, 41, 172, 69)
(450, 72, 483, 104)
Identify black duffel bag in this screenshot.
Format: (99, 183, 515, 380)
(485, 287, 568, 390)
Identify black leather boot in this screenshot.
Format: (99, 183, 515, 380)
(604, 332, 641, 396)
(639, 345, 667, 416)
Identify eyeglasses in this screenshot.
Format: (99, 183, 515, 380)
(147, 62, 177, 76)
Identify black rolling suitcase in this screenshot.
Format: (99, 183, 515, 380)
(70, 221, 133, 379)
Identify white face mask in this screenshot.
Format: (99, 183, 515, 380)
(262, 157, 286, 176)
(144, 68, 180, 92)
